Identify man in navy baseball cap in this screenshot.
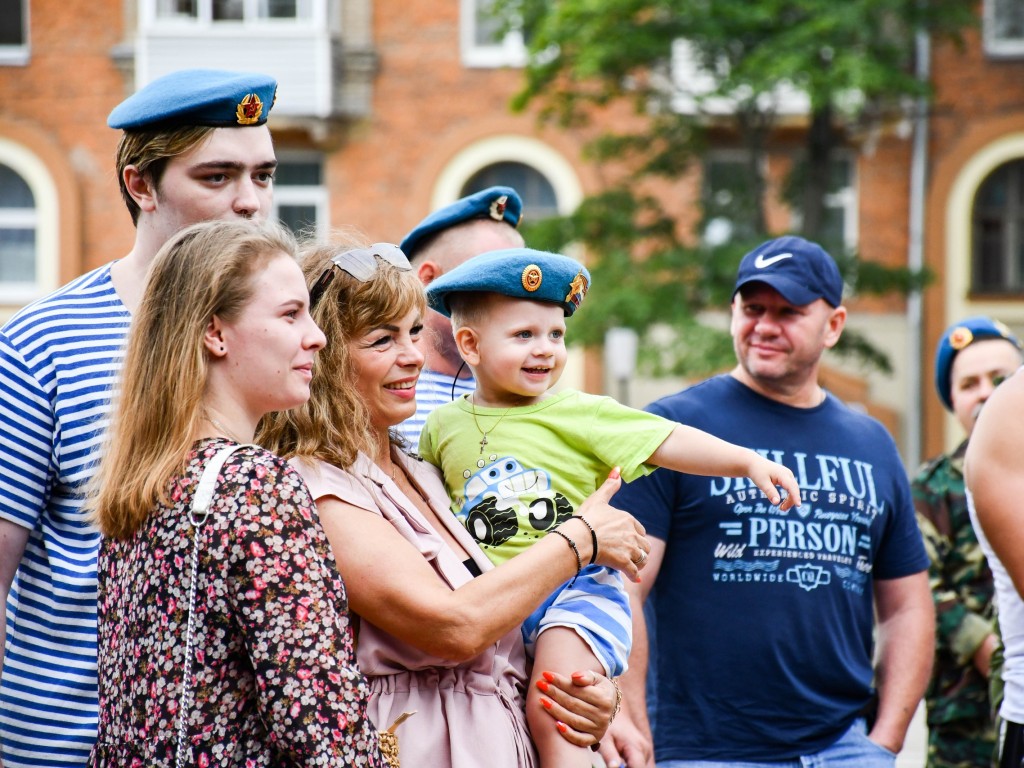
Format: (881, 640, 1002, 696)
(607, 231, 932, 768)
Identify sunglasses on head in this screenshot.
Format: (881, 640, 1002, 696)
(309, 243, 412, 308)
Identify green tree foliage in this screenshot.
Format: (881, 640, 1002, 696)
(506, 0, 972, 377)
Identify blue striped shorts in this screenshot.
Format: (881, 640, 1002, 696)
(522, 564, 632, 677)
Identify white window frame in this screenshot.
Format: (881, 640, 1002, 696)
(700, 150, 769, 247)
(670, 39, 810, 117)
(820, 152, 859, 252)
(0, 0, 29, 66)
(0, 138, 58, 307)
(460, 0, 527, 68)
(700, 149, 858, 251)
(271, 152, 328, 240)
(143, 0, 320, 29)
(787, 151, 859, 251)
(984, 0, 1024, 58)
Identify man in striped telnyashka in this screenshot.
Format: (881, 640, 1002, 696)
(0, 69, 279, 768)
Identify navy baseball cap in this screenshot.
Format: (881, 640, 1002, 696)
(733, 235, 844, 308)
(400, 186, 523, 259)
(108, 69, 278, 130)
(934, 316, 1022, 410)
(426, 247, 590, 318)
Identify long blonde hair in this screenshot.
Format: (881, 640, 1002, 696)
(258, 240, 427, 468)
(89, 219, 297, 540)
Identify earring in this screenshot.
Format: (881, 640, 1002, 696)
(219, 345, 225, 353)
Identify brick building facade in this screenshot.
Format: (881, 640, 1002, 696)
(2, 0, 1023, 462)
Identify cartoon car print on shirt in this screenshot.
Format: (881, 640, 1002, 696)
(459, 456, 573, 548)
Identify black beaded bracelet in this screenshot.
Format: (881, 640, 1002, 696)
(551, 528, 582, 587)
(576, 515, 598, 566)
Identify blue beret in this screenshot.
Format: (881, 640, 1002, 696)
(400, 186, 523, 259)
(733, 235, 844, 308)
(935, 316, 1022, 410)
(108, 69, 277, 130)
(426, 248, 590, 318)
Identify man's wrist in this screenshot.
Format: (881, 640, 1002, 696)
(867, 723, 902, 753)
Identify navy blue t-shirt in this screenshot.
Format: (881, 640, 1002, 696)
(613, 375, 928, 762)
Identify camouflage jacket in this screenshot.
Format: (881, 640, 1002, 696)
(912, 440, 997, 725)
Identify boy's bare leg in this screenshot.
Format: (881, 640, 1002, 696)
(528, 626, 604, 768)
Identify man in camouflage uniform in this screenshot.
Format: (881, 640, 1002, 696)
(914, 316, 1023, 767)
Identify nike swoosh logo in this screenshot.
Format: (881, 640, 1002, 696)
(754, 252, 793, 268)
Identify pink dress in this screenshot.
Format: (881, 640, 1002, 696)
(292, 449, 539, 768)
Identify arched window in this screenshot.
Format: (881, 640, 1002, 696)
(462, 161, 558, 220)
(972, 159, 1024, 295)
(0, 162, 37, 289)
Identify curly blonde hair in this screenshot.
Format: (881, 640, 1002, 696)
(258, 238, 427, 469)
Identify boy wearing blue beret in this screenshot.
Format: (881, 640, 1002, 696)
(0, 68, 279, 767)
(397, 186, 525, 446)
(420, 247, 802, 768)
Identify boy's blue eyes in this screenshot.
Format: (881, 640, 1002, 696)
(514, 329, 564, 339)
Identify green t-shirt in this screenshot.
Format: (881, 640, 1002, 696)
(419, 389, 675, 565)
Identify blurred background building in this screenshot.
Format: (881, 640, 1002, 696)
(2, 0, 1024, 468)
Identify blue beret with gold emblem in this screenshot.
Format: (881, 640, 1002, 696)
(426, 247, 590, 318)
(108, 69, 278, 130)
(935, 315, 1022, 410)
(400, 186, 523, 259)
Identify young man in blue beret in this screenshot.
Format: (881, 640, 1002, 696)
(396, 186, 525, 446)
(419, 247, 801, 768)
(604, 236, 933, 768)
(0, 68, 279, 768)
(913, 316, 1022, 768)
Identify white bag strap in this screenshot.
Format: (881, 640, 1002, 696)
(176, 442, 253, 768)
(190, 443, 252, 520)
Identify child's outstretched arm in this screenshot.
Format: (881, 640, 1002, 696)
(649, 425, 802, 510)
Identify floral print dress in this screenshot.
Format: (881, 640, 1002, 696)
(90, 439, 383, 767)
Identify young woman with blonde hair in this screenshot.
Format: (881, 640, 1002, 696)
(88, 219, 383, 767)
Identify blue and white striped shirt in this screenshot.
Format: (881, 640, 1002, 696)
(396, 368, 475, 450)
(0, 264, 129, 768)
